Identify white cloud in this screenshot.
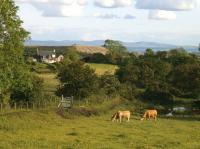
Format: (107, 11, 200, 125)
(81, 32, 112, 41)
(77, 0, 88, 5)
(124, 14, 136, 19)
(95, 0, 133, 8)
(136, 0, 198, 11)
(149, 10, 176, 20)
(15, 0, 87, 17)
(93, 13, 120, 19)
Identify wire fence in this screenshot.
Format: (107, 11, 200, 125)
(0, 96, 78, 113)
(0, 100, 60, 113)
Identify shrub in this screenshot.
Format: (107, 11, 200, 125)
(57, 61, 98, 99)
(142, 82, 174, 107)
(99, 73, 120, 97)
(10, 73, 44, 104)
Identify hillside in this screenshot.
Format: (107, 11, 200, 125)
(74, 45, 108, 55)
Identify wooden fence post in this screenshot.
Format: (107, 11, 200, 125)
(20, 103, 22, 110)
(14, 103, 17, 110)
(26, 102, 29, 110)
(38, 101, 40, 109)
(0, 103, 2, 112)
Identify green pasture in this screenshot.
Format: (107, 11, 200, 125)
(0, 110, 199, 149)
(86, 63, 118, 75)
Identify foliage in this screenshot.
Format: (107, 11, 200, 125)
(99, 73, 120, 97)
(169, 64, 200, 98)
(56, 46, 81, 71)
(144, 48, 154, 57)
(103, 39, 128, 64)
(119, 83, 137, 100)
(83, 53, 109, 64)
(142, 82, 174, 107)
(0, 0, 33, 104)
(57, 61, 98, 99)
(116, 48, 200, 106)
(10, 73, 44, 104)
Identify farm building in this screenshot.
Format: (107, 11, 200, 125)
(37, 49, 64, 64)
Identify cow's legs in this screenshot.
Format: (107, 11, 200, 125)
(119, 116, 122, 123)
(127, 116, 130, 122)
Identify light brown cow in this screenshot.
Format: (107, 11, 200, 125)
(140, 110, 157, 121)
(111, 111, 131, 123)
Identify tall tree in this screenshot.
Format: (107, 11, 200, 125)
(0, 0, 29, 104)
(104, 39, 128, 64)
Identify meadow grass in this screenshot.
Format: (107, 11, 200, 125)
(37, 73, 59, 94)
(86, 63, 118, 75)
(0, 109, 199, 149)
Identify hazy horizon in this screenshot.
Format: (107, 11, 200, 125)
(16, 0, 200, 46)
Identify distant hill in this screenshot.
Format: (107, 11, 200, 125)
(25, 40, 198, 52)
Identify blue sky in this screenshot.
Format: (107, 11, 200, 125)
(15, 0, 200, 45)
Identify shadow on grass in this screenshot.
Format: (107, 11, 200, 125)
(160, 115, 200, 121)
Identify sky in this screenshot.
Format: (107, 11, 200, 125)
(15, 0, 200, 46)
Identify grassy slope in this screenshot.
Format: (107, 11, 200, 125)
(0, 110, 200, 149)
(86, 63, 118, 75)
(38, 73, 58, 94)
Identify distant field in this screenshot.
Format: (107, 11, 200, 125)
(0, 110, 199, 149)
(87, 63, 118, 75)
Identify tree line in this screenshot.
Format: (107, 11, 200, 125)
(56, 41, 200, 110)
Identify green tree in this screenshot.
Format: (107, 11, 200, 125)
(104, 39, 128, 64)
(99, 73, 120, 97)
(57, 61, 98, 99)
(64, 46, 80, 62)
(0, 0, 43, 105)
(169, 64, 200, 98)
(144, 48, 154, 57)
(0, 0, 29, 103)
(104, 39, 127, 53)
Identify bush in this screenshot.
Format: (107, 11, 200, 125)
(57, 61, 98, 99)
(10, 73, 44, 104)
(119, 83, 137, 100)
(83, 53, 109, 64)
(142, 82, 174, 107)
(99, 73, 120, 97)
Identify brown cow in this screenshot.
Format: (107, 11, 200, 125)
(140, 110, 157, 121)
(111, 111, 130, 123)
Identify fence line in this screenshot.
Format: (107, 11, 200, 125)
(0, 100, 60, 112)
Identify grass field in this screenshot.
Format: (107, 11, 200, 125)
(38, 73, 59, 94)
(86, 63, 118, 75)
(0, 110, 199, 149)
